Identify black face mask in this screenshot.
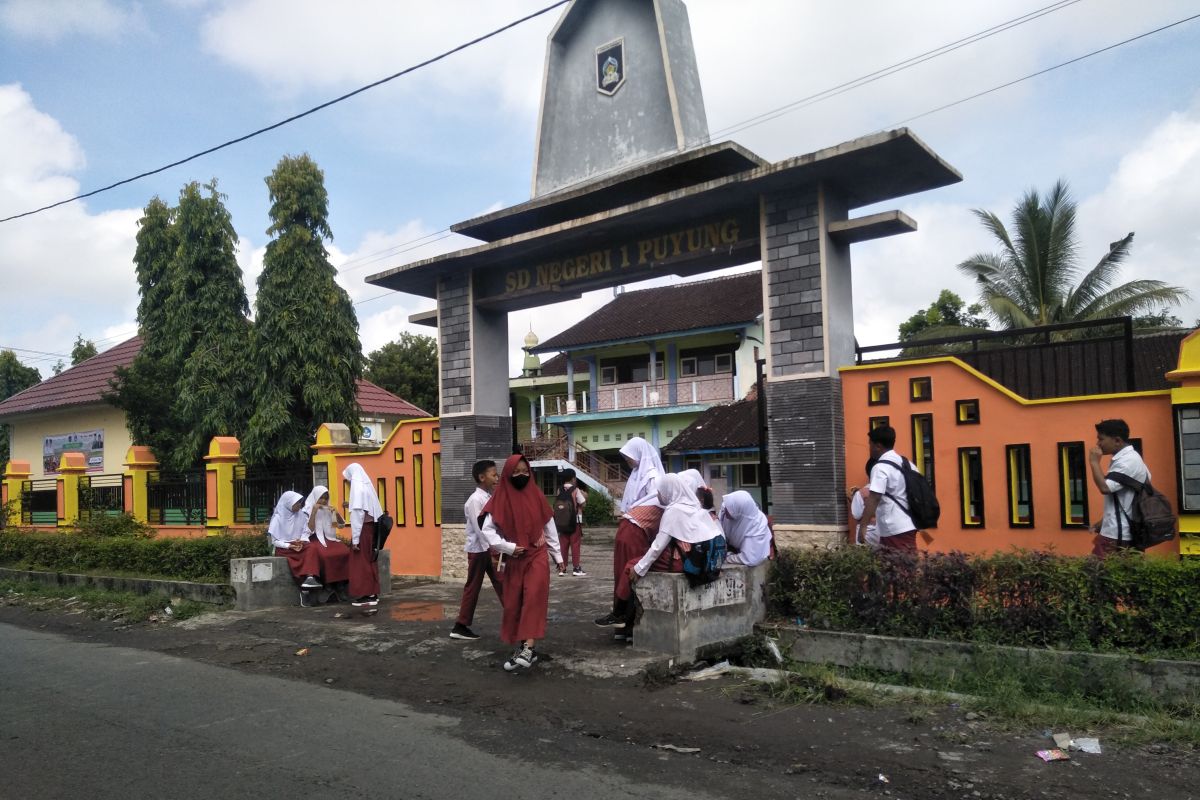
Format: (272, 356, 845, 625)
(510, 474, 531, 490)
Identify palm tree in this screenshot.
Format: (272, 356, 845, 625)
(957, 180, 1189, 329)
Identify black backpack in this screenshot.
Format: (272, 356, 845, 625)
(371, 513, 395, 563)
(1107, 472, 1176, 551)
(679, 534, 727, 588)
(552, 486, 576, 535)
(875, 457, 940, 529)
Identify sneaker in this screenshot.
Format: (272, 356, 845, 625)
(514, 645, 538, 668)
(300, 576, 322, 589)
(299, 590, 319, 608)
(351, 595, 379, 607)
(612, 631, 628, 642)
(503, 648, 524, 672)
(450, 624, 479, 640)
(573, 567, 586, 576)
(593, 613, 624, 628)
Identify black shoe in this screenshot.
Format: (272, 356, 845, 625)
(300, 576, 322, 589)
(351, 595, 379, 607)
(594, 613, 624, 628)
(450, 624, 479, 640)
(299, 590, 319, 608)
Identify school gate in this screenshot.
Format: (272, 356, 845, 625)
(366, 0, 961, 567)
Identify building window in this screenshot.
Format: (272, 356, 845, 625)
(741, 463, 759, 486)
(1006, 445, 1033, 527)
(680, 357, 697, 377)
(958, 447, 984, 527)
(412, 429, 422, 444)
(956, 399, 980, 425)
(591, 435, 598, 443)
(603, 434, 610, 442)
(639, 431, 646, 439)
(685, 458, 702, 472)
(393, 477, 405, 524)
(910, 377, 932, 402)
(911, 414, 934, 490)
(868, 381, 889, 406)
(666, 430, 674, 437)
(714, 353, 734, 373)
(1057, 442, 1089, 528)
(869, 416, 889, 432)
(709, 465, 726, 481)
(376, 478, 388, 514)
(1178, 405, 1200, 512)
(600, 366, 617, 385)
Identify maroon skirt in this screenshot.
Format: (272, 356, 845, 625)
(310, 538, 351, 584)
(612, 518, 653, 599)
(348, 520, 381, 598)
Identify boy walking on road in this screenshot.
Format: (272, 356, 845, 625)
(450, 460, 503, 640)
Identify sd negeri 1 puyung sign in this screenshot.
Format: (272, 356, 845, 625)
(503, 216, 747, 295)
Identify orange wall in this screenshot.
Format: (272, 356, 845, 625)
(842, 359, 1177, 557)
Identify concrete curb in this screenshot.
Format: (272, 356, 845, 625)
(0, 567, 233, 605)
(758, 624, 1200, 700)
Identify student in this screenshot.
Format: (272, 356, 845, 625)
(478, 454, 566, 671)
(680, 468, 716, 519)
(301, 485, 352, 601)
(1089, 418, 1150, 558)
(719, 490, 773, 566)
(849, 458, 880, 549)
(451, 460, 503, 641)
(555, 469, 588, 576)
(268, 491, 324, 599)
(615, 474, 725, 635)
(857, 426, 919, 553)
(342, 463, 383, 607)
(595, 437, 664, 631)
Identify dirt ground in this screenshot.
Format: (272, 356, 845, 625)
(3, 533, 1196, 799)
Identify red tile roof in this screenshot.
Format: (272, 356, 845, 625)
(0, 337, 428, 419)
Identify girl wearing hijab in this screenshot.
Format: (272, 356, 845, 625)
(679, 468, 716, 519)
(478, 454, 566, 671)
(719, 491, 774, 567)
(301, 485, 352, 597)
(268, 491, 323, 595)
(614, 474, 725, 633)
(343, 463, 384, 607)
(596, 437, 665, 631)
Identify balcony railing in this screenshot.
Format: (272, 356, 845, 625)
(593, 374, 734, 412)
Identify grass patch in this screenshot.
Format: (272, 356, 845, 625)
(0, 579, 223, 623)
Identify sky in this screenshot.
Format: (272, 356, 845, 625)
(1, 0, 1198, 382)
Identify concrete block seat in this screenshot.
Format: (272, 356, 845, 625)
(230, 551, 391, 612)
(632, 562, 770, 662)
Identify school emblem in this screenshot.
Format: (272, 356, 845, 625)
(595, 38, 625, 96)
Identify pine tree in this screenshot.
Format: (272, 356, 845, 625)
(242, 155, 362, 465)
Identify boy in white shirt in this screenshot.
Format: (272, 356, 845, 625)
(857, 426, 918, 553)
(450, 460, 503, 640)
(1088, 418, 1150, 558)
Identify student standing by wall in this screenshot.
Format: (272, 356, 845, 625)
(857, 426, 918, 553)
(451, 460, 503, 640)
(1089, 418, 1150, 558)
(343, 463, 383, 607)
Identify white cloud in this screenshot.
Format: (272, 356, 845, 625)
(0, 0, 144, 41)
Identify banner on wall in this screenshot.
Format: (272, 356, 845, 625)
(43, 429, 104, 474)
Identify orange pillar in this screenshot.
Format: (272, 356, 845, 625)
(57, 452, 88, 528)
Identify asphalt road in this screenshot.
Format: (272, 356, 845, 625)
(0, 622, 710, 800)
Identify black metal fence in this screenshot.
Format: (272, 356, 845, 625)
(78, 473, 125, 521)
(233, 463, 313, 525)
(147, 471, 206, 526)
(20, 478, 57, 525)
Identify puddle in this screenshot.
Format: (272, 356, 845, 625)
(388, 601, 452, 622)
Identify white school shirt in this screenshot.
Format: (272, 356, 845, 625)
(348, 509, 375, 547)
(867, 450, 917, 537)
(850, 490, 880, 548)
(479, 516, 564, 566)
(463, 487, 492, 554)
(563, 483, 586, 524)
(1100, 445, 1150, 541)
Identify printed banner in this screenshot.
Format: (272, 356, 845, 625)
(43, 429, 104, 474)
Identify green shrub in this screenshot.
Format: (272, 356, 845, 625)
(73, 512, 155, 539)
(582, 489, 617, 526)
(0, 530, 270, 582)
(770, 548, 1200, 658)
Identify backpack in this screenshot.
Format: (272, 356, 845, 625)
(1106, 472, 1176, 551)
(875, 457, 940, 529)
(678, 534, 727, 588)
(552, 486, 577, 535)
(371, 513, 395, 563)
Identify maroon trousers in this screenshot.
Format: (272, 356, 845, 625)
(612, 518, 652, 600)
(348, 520, 381, 598)
(879, 530, 917, 553)
(560, 524, 582, 569)
(499, 548, 550, 645)
(456, 551, 503, 627)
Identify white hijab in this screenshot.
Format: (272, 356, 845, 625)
(267, 491, 304, 543)
(620, 437, 664, 512)
(720, 491, 773, 563)
(657, 473, 721, 544)
(679, 469, 706, 499)
(302, 485, 337, 546)
(342, 463, 384, 518)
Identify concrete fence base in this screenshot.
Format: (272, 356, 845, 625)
(0, 567, 233, 605)
(230, 551, 391, 612)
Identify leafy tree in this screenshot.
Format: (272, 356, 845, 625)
(958, 180, 1189, 329)
(1132, 311, 1184, 330)
(366, 333, 438, 415)
(242, 154, 363, 465)
(0, 351, 41, 470)
(70, 334, 98, 365)
(897, 290, 989, 342)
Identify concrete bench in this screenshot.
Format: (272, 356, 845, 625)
(230, 551, 391, 612)
(633, 562, 770, 662)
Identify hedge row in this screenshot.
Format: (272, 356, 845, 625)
(770, 547, 1200, 658)
(0, 530, 270, 582)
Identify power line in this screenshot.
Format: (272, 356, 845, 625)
(0, 0, 570, 225)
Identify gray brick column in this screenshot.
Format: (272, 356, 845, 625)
(761, 187, 853, 549)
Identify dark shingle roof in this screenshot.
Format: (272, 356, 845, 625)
(535, 271, 762, 352)
(0, 337, 427, 419)
(663, 395, 760, 453)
